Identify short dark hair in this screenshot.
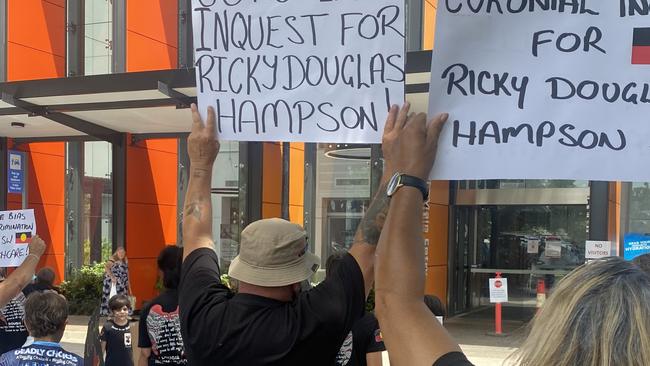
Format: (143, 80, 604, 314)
(24, 292, 68, 338)
(36, 267, 56, 286)
(325, 251, 348, 279)
(157, 246, 183, 290)
(109, 294, 131, 311)
(424, 295, 446, 317)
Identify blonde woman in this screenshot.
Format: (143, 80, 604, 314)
(100, 247, 132, 316)
(511, 257, 650, 366)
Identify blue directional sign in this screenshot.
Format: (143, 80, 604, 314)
(7, 151, 25, 194)
(623, 233, 650, 261)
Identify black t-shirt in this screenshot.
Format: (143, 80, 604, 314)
(336, 312, 385, 366)
(0, 286, 28, 355)
(100, 320, 133, 366)
(433, 352, 475, 366)
(138, 290, 187, 366)
(179, 248, 365, 366)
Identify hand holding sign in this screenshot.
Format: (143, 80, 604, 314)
(382, 103, 449, 181)
(28, 235, 46, 259)
(188, 104, 220, 170)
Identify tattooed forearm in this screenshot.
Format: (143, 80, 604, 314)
(357, 183, 390, 246)
(192, 167, 210, 178)
(185, 201, 203, 222)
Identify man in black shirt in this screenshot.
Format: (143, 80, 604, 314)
(179, 104, 390, 365)
(373, 104, 474, 366)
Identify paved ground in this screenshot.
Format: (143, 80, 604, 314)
(61, 314, 526, 365)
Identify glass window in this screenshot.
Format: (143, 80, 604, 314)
(460, 180, 589, 190)
(82, 141, 113, 265)
(314, 144, 372, 268)
(628, 182, 650, 234)
(84, 0, 113, 75)
(211, 141, 241, 272)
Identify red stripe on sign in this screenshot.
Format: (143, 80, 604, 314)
(632, 46, 650, 64)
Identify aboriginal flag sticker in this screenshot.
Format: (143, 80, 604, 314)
(632, 28, 650, 65)
(15, 232, 31, 244)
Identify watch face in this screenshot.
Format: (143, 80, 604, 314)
(386, 173, 401, 196)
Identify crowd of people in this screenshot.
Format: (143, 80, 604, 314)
(1, 103, 650, 365)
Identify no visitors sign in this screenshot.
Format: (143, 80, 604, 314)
(429, 0, 650, 181)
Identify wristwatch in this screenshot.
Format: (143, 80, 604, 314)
(386, 173, 429, 202)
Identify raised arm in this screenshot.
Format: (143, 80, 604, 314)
(347, 103, 411, 297)
(182, 104, 220, 261)
(374, 109, 470, 366)
(0, 235, 46, 307)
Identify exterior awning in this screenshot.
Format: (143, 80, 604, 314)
(0, 50, 432, 145)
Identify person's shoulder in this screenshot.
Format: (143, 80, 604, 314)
(433, 352, 475, 366)
(102, 320, 115, 331)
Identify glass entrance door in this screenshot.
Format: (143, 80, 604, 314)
(451, 204, 588, 321)
(450, 207, 473, 315)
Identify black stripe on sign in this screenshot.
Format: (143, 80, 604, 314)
(633, 28, 650, 46)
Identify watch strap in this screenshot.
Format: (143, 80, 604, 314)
(398, 174, 429, 202)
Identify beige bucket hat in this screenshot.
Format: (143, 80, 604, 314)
(228, 218, 321, 287)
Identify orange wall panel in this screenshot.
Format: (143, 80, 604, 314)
(127, 143, 178, 206)
(262, 143, 282, 209)
(262, 203, 282, 219)
(424, 179, 449, 304)
(429, 180, 449, 206)
(8, 0, 65, 56)
(7, 0, 65, 81)
(427, 204, 448, 267)
(423, 0, 437, 50)
(40, 254, 65, 283)
(425, 265, 447, 303)
(125, 203, 177, 257)
(127, 0, 178, 48)
(126, 32, 178, 72)
(289, 143, 305, 225)
(128, 258, 159, 308)
(124, 0, 179, 307)
(7, 44, 65, 81)
(126, 139, 178, 308)
(140, 139, 180, 155)
(6, 142, 66, 283)
(26, 150, 65, 206)
(126, 0, 178, 72)
(30, 203, 65, 256)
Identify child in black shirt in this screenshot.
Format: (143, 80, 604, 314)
(101, 295, 134, 366)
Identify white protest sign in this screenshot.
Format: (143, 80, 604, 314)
(192, 0, 405, 143)
(545, 240, 562, 258)
(429, 2, 650, 181)
(0, 209, 36, 267)
(489, 278, 508, 303)
(585, 240, 612, 259)
(527, 239, 540, 254)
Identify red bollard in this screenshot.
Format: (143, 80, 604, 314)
(494, 272, 503, 335)
(536, 279, 546, 313)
